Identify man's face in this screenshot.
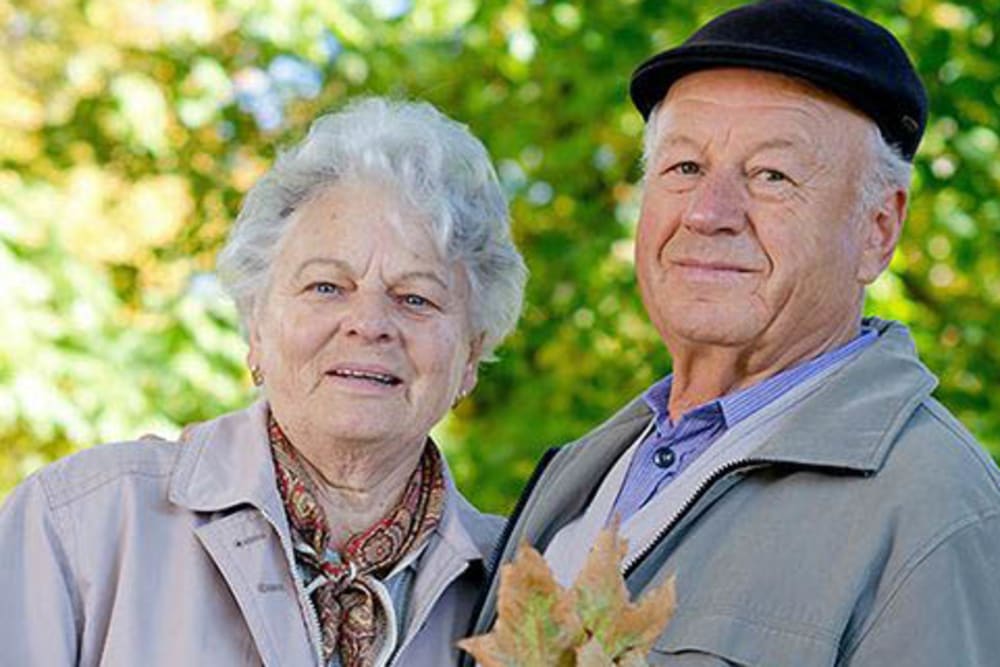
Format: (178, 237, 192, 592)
(636, 68, 886, 356)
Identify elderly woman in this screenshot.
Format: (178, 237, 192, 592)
(0, 98, 526, 666)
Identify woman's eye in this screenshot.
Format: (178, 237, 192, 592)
(311, 282, 341, 295)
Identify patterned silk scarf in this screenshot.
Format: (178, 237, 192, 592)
(268, 414, 446, 667)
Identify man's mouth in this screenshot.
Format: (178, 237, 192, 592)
(673, 259, 754, 273)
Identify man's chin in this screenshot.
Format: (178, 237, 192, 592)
(658, 308, 765, 350)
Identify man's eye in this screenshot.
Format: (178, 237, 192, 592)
(756, 169, 789, 183)
(667, 161, 701, 176)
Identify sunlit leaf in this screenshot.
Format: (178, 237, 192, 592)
(460, 526, 675, 666)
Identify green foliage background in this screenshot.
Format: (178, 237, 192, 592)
(1, 0, 997, 514)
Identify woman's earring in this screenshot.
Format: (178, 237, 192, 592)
(452, 388, 468, 409)
(250, 365, 264, 386)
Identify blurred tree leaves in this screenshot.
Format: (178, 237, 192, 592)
(1, 0, 997, 512)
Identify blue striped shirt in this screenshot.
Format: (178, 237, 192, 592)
(611, 328, 877, 523)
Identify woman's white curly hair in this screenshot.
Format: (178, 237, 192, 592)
(216, 97, 527, 360)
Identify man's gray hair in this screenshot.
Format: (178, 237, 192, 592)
(857, 123, 912, 214)
(216, 97, 527, 360)
(641, 102, 912, 212)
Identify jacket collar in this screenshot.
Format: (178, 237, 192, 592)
(168, 399, 493, 562)
(169, 400, 284, 519)
(564, 318, 936, 476)
(168, 400, 285, 520)
(438, 476, 502, 562)
(746, 317, 936, 473)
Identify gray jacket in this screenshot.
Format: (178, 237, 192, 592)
(469, 319, 1000, 666)
(0, 400, 501, 666)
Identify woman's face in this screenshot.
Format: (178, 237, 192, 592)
(248, 179, 481, 453)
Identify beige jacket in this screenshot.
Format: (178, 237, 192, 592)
(0, 401, 500, 666)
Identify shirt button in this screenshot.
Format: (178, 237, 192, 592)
(653, 446, 676, 468)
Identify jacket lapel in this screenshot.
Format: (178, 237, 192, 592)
(399, 478, 493, 657)
(519, 397, 653, 551)
(195, 508, 318, 666)
(468, 397, 653, 640)
(168, 401, 319, 667)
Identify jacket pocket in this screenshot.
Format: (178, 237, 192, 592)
(649, 609, 838, 667)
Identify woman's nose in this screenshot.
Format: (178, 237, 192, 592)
(342, 293, 396, 343)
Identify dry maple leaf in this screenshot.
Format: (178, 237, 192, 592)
(460, 526, 676, 666)
(571, 525, 676, 660)
(575, 637, 615, 667)
(459, 539, 582, 667)
(614, 649, 650, 667)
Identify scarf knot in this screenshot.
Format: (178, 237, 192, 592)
(269, 413, 446, 667)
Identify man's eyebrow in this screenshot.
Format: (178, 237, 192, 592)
(747, 137, 802, 153)
(656, 134, 704, 151)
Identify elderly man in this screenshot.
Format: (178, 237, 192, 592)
(468, 1, 1000, 664)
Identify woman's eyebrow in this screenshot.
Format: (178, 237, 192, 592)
(393, 270, 449, 291)
(293, 257, 354, 279)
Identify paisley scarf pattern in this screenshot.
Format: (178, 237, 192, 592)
(268, 413, 445, 666)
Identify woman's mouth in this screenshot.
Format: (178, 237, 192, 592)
(327, 366, 403, 387)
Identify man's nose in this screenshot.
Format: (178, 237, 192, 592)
(682, 169, 748, 235)
(343, 293, 396, 343)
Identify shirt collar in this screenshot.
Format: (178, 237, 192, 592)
(643, 326, 878, 434)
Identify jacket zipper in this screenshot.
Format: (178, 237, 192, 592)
(622, 458, 770, 576)
(300, 584, 325, 666)
(258, 511, 326, 666)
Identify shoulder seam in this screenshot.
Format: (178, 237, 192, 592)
(39, 442, 181, 509)
(24, 475, 86, 641)
(918, 400, 1000, 495)
(841, 508, 1000, 658)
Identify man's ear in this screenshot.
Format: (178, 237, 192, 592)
(858, 188, 907, 284)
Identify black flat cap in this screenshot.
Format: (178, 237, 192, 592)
(629, 0, 928, 161)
